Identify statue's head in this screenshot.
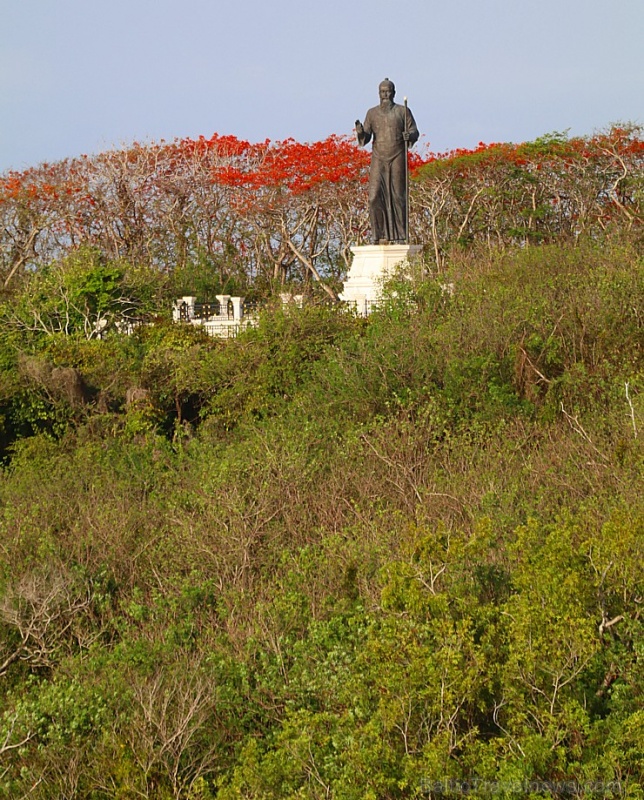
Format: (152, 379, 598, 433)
(379, 78, 395, 103)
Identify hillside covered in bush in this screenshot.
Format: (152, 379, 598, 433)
(0, 130, 642, 798)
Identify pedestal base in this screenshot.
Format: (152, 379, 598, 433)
(339, 244, 422, 315)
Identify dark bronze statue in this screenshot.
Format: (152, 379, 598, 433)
(355, 78, 419, 244)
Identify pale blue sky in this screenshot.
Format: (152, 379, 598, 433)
(1, 0, 642, 173)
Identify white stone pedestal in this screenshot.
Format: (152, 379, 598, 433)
(339, 244, 422, 315)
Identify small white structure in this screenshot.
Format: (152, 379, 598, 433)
(172, 294, 253, 338)
(339, 243, 422, 314)
(279, 293, 304, 307)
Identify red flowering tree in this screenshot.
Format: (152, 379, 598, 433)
(411, 125, 643, 269)
(212, 135, 369, 298)
(0, 134, 370, 298)
(67, 136, 250, 275)
(1, 124, 641, 293)
(0, 159, 87, 287)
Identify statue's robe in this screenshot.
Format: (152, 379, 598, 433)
(359, 103, 419, 243)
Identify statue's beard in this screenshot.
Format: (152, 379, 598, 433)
(380, 99, 394, 109)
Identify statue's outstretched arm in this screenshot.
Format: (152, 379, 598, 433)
(355, 119, 372, 146)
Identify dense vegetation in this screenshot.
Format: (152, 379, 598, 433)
(0, 129, 642, 798)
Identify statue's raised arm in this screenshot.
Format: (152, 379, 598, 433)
(355, 119, 371, 147)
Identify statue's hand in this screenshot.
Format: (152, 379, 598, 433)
(355, 120, 363, 131)
(402, 131, 411, 142)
